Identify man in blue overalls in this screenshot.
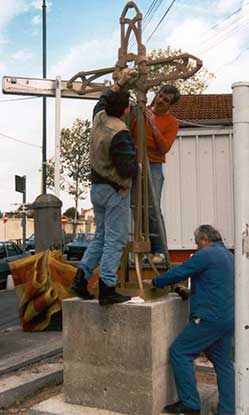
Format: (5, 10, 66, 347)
(146, 224, 235, 415)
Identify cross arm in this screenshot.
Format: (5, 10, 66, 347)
(145, 53, 203, 88)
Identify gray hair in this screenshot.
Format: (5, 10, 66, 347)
(194, 224, 223, 243)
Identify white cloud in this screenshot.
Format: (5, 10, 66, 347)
(165, 18, 210, 51)
(32, 14, 41, 25)
(30, 1, 52, 11)
(0, 61, 7, 73)
(0, 0, 27, 31)
(11, 48, 33, 61)
(49, 31, 120, 79)
(216, 0, 241, 13)
(148, 3, 249, 93)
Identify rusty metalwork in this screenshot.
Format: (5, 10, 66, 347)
(67, 1, 203, 294)
(67, 2, 202, 98)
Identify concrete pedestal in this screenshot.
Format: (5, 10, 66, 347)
(63, 295, 188, 415)
(32, 194, 62, 253)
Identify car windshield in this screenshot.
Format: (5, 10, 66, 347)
(74, 233, 94, 242)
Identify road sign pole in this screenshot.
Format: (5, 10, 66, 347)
(22, 176, 26, 253)
(42, 0, 47, 195)
(54, 76, 61, 198)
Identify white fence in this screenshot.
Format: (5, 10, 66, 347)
(163, 128, 234, 249)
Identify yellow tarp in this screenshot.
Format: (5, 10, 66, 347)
(9, 250, 75, 331)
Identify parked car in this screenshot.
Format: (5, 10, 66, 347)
(0, 241, 30, 290)
(64, 233, 95, 260)
(25, 233, 35, 253)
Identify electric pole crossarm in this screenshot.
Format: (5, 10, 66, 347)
(2, 76, 106, 100)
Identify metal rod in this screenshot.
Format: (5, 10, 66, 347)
(42, 0, 47, 194)
(22, 176, 26, 253)
(232, 81, 249, 415)
(134, 106, 145, 240)
(54, 76, 61, 198)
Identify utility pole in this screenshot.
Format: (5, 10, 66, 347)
(42, 0, 47, 194)
(232, 82, 249, 415)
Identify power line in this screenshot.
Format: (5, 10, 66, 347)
(143, 0, 164, 31)
(202, 5, 243, 38)
(199, 15, 249, 55)
(0, 132, 41, 149)
(195, 4, 249, 54)
(145, 0, 177, 44)
(143, 0, 159, 23)
(213, 45, 249, 74)
(129, 0, 163, 49)
(0, 96, 39, 103)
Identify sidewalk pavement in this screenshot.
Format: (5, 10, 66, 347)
(0, 290, 62, 376)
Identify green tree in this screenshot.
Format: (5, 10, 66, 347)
(47, 118, 91, 233)
(64, 207, 79, 220)
(147, 47, 214, 94)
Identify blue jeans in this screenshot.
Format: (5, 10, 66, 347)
(78, 184, 130, 287)
(169, 319, 235, 415)
(131, 163, 166, 253)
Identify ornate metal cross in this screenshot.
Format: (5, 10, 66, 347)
(67, 2, 202, 294)
(2, 1, 202, 296)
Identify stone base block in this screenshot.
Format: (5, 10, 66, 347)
(29, 385, 217, 415)
(63, 295, 188, 415)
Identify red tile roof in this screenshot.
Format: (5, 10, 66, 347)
(170, 94, 232, 126)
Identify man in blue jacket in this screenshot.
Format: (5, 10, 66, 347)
(146, 224, 235, 415)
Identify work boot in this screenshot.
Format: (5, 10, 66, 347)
(98, 278, 131, 306)
(69, 268, 94, 300)
(163, 401, 200, 414)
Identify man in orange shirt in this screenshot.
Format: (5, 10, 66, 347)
(132, 85, 180, 264)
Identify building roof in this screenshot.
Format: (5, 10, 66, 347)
(170, 94, 232, 127)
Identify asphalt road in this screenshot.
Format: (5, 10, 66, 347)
(0, 289, 20, 330)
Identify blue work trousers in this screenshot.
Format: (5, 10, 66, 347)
(169, 318, 235, 415)
(131, 162, 166, 253)
(78, 184, 130, 287)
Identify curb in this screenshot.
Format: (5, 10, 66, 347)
(0, 362, 63, 409)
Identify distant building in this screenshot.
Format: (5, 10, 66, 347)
(80, 208, 95, 233)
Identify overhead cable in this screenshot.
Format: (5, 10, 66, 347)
(129, 0, 162, 49)
(0, 96, 39, 103)
(198, 15, 249, 54)
(0, 132, 41, 149)
(145, 0, 177, 44)
(143, 0, 164, 31)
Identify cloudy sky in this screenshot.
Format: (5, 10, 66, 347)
(0, 0, 248, 213)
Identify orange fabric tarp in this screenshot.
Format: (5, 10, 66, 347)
(9, 250, 76, 331)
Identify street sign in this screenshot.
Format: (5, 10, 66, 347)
(2, 76, 104, 100)
(61, 215, 68, 225)
(3, 213, 8, 224)
(15, 175, 26, 194)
